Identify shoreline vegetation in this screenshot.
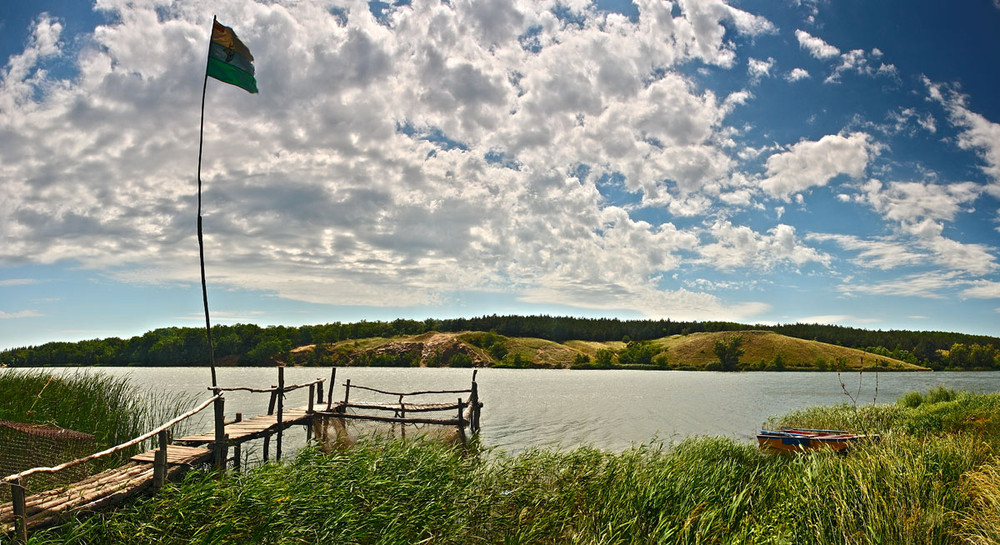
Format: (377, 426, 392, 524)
(6, 369, 1000, 544)
(2, 316, 999, 371)
(0, 371, 195, 504)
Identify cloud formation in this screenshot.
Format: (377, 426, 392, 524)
(795, 29, 839, 59)
(0, 0, 786, 322)
(759, 132, 872, 200)
(0, 0, 997, 336)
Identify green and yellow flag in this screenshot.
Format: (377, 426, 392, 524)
(207, 20, 257, 94)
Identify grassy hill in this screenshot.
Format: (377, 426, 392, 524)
(288, 330, 927, 371)
(652, 330, 924, 371)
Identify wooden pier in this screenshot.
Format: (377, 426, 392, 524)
(0, 369, 481, 542)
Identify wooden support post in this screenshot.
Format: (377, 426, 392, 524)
(470, 377, 481, 433)
(263, 434, 270, 462)
(343, 378, 351, 405)
(267, 388, 278, 415)
(398, 394, 405, 441)
(276, 366, 285, 462)
(317, 380, 324, 407)
(153, 429, 168, 491)
(213, 395, 227, 471)
(232, 413, 243, 471)
(457, 397, 467, 449)
(326, 367, 336, 410)
(11, 478, 27, 544)
(306, 383, 315, 443)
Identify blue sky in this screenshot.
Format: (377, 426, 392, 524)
(1, 0, 999, 351)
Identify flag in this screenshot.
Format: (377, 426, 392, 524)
(207, 20, 258, 94)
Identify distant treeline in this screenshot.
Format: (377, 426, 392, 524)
(2, 315, 998, 369)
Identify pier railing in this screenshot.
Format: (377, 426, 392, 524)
(208, 366, 326, 463)
(321, 370, 482, 447)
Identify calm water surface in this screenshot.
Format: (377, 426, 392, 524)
(9, 367, 1000, 454)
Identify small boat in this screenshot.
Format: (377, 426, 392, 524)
(757, 427, 878, 454)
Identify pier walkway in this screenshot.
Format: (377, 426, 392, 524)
(0, 368, 481, 542)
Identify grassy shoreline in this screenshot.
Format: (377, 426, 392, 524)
(10, 382, 1000, 544)
(0, 370, 195, 470)
(1, 370, 198, 518)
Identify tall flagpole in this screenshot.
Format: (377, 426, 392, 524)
(197, 15, 218, 388)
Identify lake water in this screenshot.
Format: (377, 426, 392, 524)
(8, 367, 1000, 455)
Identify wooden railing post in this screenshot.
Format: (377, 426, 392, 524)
(316, 380, 324, 408)
(263, 384, 277, 462)
(232, 413, 243, 471)
(11, 477, 27, 544)
(398, 394, 406, 441)
(213, 395, 227, 470)
(276, 366, 285, 462)
(326, 367, 336, 410)
(153, 429, 168, 491)
(343, 379, 351, 406)
(306, 383, 315, 443)
(470, 377, 481, 434)
(267, 388, 278, 415)
(456, 397, 467, 449)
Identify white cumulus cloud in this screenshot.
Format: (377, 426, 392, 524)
(795, 29, 839, 59)
(759, 132, 872, 200)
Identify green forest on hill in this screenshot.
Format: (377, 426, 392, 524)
(1, 315, 998, 370)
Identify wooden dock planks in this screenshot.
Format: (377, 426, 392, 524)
(0, 459, 198, 533)
(130, 445, 213, 465)
(174, 408, 312, 445)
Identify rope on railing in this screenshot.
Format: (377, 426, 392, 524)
(346, 384, 473, 397)
(208, 377, 324, 394)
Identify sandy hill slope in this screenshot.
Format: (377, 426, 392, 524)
(649, 330, 925, 371)
(289, 330, 926, 371)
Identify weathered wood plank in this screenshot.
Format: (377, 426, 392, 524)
(1, 460, 199, 534)
(131, 446, 213, 465)
(174, 408, 311, 445)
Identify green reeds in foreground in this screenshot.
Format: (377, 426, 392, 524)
(22, 389, 1000, 544)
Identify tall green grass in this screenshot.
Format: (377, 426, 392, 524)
(0, 370, 196, 474)
(21, 388, 1000, 544)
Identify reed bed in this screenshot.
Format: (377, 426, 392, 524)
(19, 388, 1000, 544)
(1, 370, 194, 449)
(0, 370, 196, 482)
